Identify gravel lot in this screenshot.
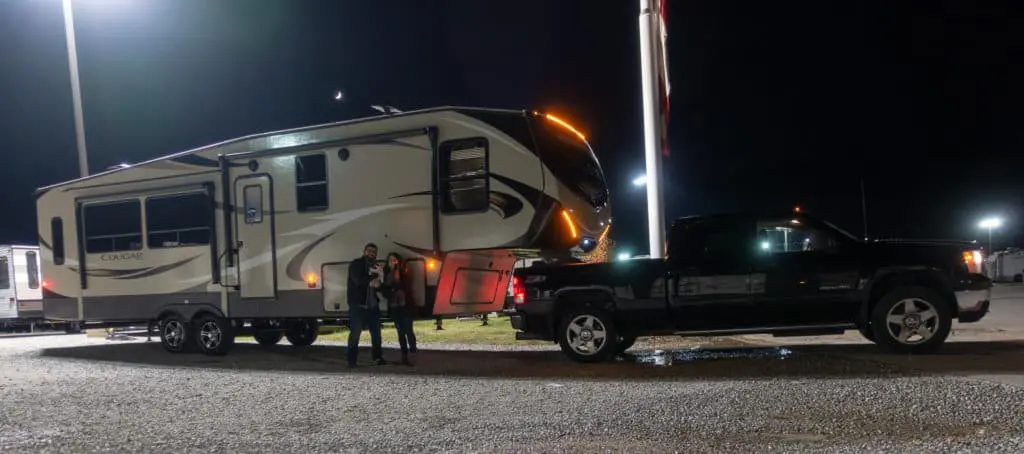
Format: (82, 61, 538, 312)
(2, 334, 1024, 453)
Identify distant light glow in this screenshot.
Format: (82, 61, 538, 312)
(633, 175, 647, 186)
(617, 252, 631, 261)
(333, 90, 344, 101)
(761, 241, 770, 250)
(979, 218, 1003, 229)
(544, 113, 587, 141)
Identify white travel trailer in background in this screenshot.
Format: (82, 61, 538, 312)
(35, 107, 611, 355)
(0, 245, 44, 330)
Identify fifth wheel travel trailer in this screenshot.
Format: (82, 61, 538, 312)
(0, 245, 54, 332)
(35, 107, 611, 355)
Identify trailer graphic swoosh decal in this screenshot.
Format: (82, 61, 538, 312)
(285, 232, 337, 282)
(68, 255, 202, 280)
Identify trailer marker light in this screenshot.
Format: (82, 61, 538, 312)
(427, 259, 437, 270)
(305, 272, 318, 289)
(544, 113, 587, 141)
(561, 210, 578, 239)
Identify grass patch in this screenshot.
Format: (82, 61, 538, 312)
(318, 316, 550, 346)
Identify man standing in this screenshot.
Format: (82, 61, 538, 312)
(347, 243, 386, 366)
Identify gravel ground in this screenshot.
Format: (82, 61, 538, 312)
(1, 335, 1024, 453)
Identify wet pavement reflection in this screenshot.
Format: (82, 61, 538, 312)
(625, 346, 795, 366)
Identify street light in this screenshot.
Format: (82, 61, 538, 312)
(62, 0, 89, 178)
(632, 175, 647, 187)
(978, 217, 1003, 252)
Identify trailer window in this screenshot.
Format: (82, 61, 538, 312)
(0, 256, 8, 290)
(440, 138, 489, 213)
(146, 193, 212, 248)
(26, 251, 39, 289)
(84, 200, 143, 253)
(51, 218, 65, 265)
(296, 153, 328, 212)
(243, 185, 263, 224)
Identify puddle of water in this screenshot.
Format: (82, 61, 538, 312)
(627, 346, 794, 366)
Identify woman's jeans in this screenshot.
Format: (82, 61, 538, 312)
(393, 312, 417, 355)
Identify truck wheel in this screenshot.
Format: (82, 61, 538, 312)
(617, 335, 637, 354)
(160, 314, 192, 353)
(870, 286, 952, 355)
(253, 330, 284, 346)
(557, 309, 618, 363)
(285, 319, 319, 347)
(194, 314, 235, 356)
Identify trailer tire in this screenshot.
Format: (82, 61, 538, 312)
(159, 314, 192, 353)
(285, 319, 318, 347)
(253, 330, 284, 346)
(194, 314, 235, 356)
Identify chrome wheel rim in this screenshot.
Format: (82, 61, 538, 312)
(200, 321, 222, 350)
(885, 298, 940, 345)
(163, 321, 185, 349)
(566, 314, 608, 356)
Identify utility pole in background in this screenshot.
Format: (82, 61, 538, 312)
(638, 0, 671, 258)
(62, 0, 89, 178)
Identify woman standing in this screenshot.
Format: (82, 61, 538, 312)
(383, 253, 418, 365)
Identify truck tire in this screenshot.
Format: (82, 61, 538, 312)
(194, 314, 235, 356)
(870, 286, 952, 355)
(285, 319, 319, 347)
(856, 322, 876, 343)
(253, 330, 284, 346)
(159, 314, 192, 353)
(617, 335, 637, 354)
(556, 308, 619, 363)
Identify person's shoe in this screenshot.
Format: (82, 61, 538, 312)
(373, 358, 387, 366)
(347, 361, 358, 368)
(401, 354, 411, 366)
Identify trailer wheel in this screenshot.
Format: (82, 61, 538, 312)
(285, 319, 319, 347)
(194, 314, 235, 356)
(253, 330, 284, 346)
(159, 314, 192, 353)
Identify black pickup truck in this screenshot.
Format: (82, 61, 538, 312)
(510, 212, 993, 362)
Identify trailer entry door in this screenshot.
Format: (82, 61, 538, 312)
(235, 175, 277, 299)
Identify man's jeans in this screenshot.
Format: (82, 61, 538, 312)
(347, 306, 382, 364)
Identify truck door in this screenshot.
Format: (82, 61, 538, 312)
(751, 217, 860, 325)
(668, 218, 756, 331)
(234, 175, 277, 299)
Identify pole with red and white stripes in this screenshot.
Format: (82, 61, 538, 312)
(638, 0, 669, 258)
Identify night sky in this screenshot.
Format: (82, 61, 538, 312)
(1, 0, 1021, 253)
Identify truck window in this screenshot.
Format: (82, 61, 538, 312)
(296, 153, 328, 212)
(84, 200, 143, 253)
(146, 192, 212, 248)
(0, 256, 9, 290)
(26, 251, 39, 289)
(440, 138, 489, 213)
(672, 220, 752, 273)
(757, 218, 836, 254)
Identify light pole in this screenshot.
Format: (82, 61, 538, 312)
(62, 0, 89, 178)
(978, 217, 1003, 252)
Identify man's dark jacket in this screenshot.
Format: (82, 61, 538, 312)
(347, 256, 376, 309)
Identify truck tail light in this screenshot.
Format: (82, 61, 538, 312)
(512, 276, 526, 305)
